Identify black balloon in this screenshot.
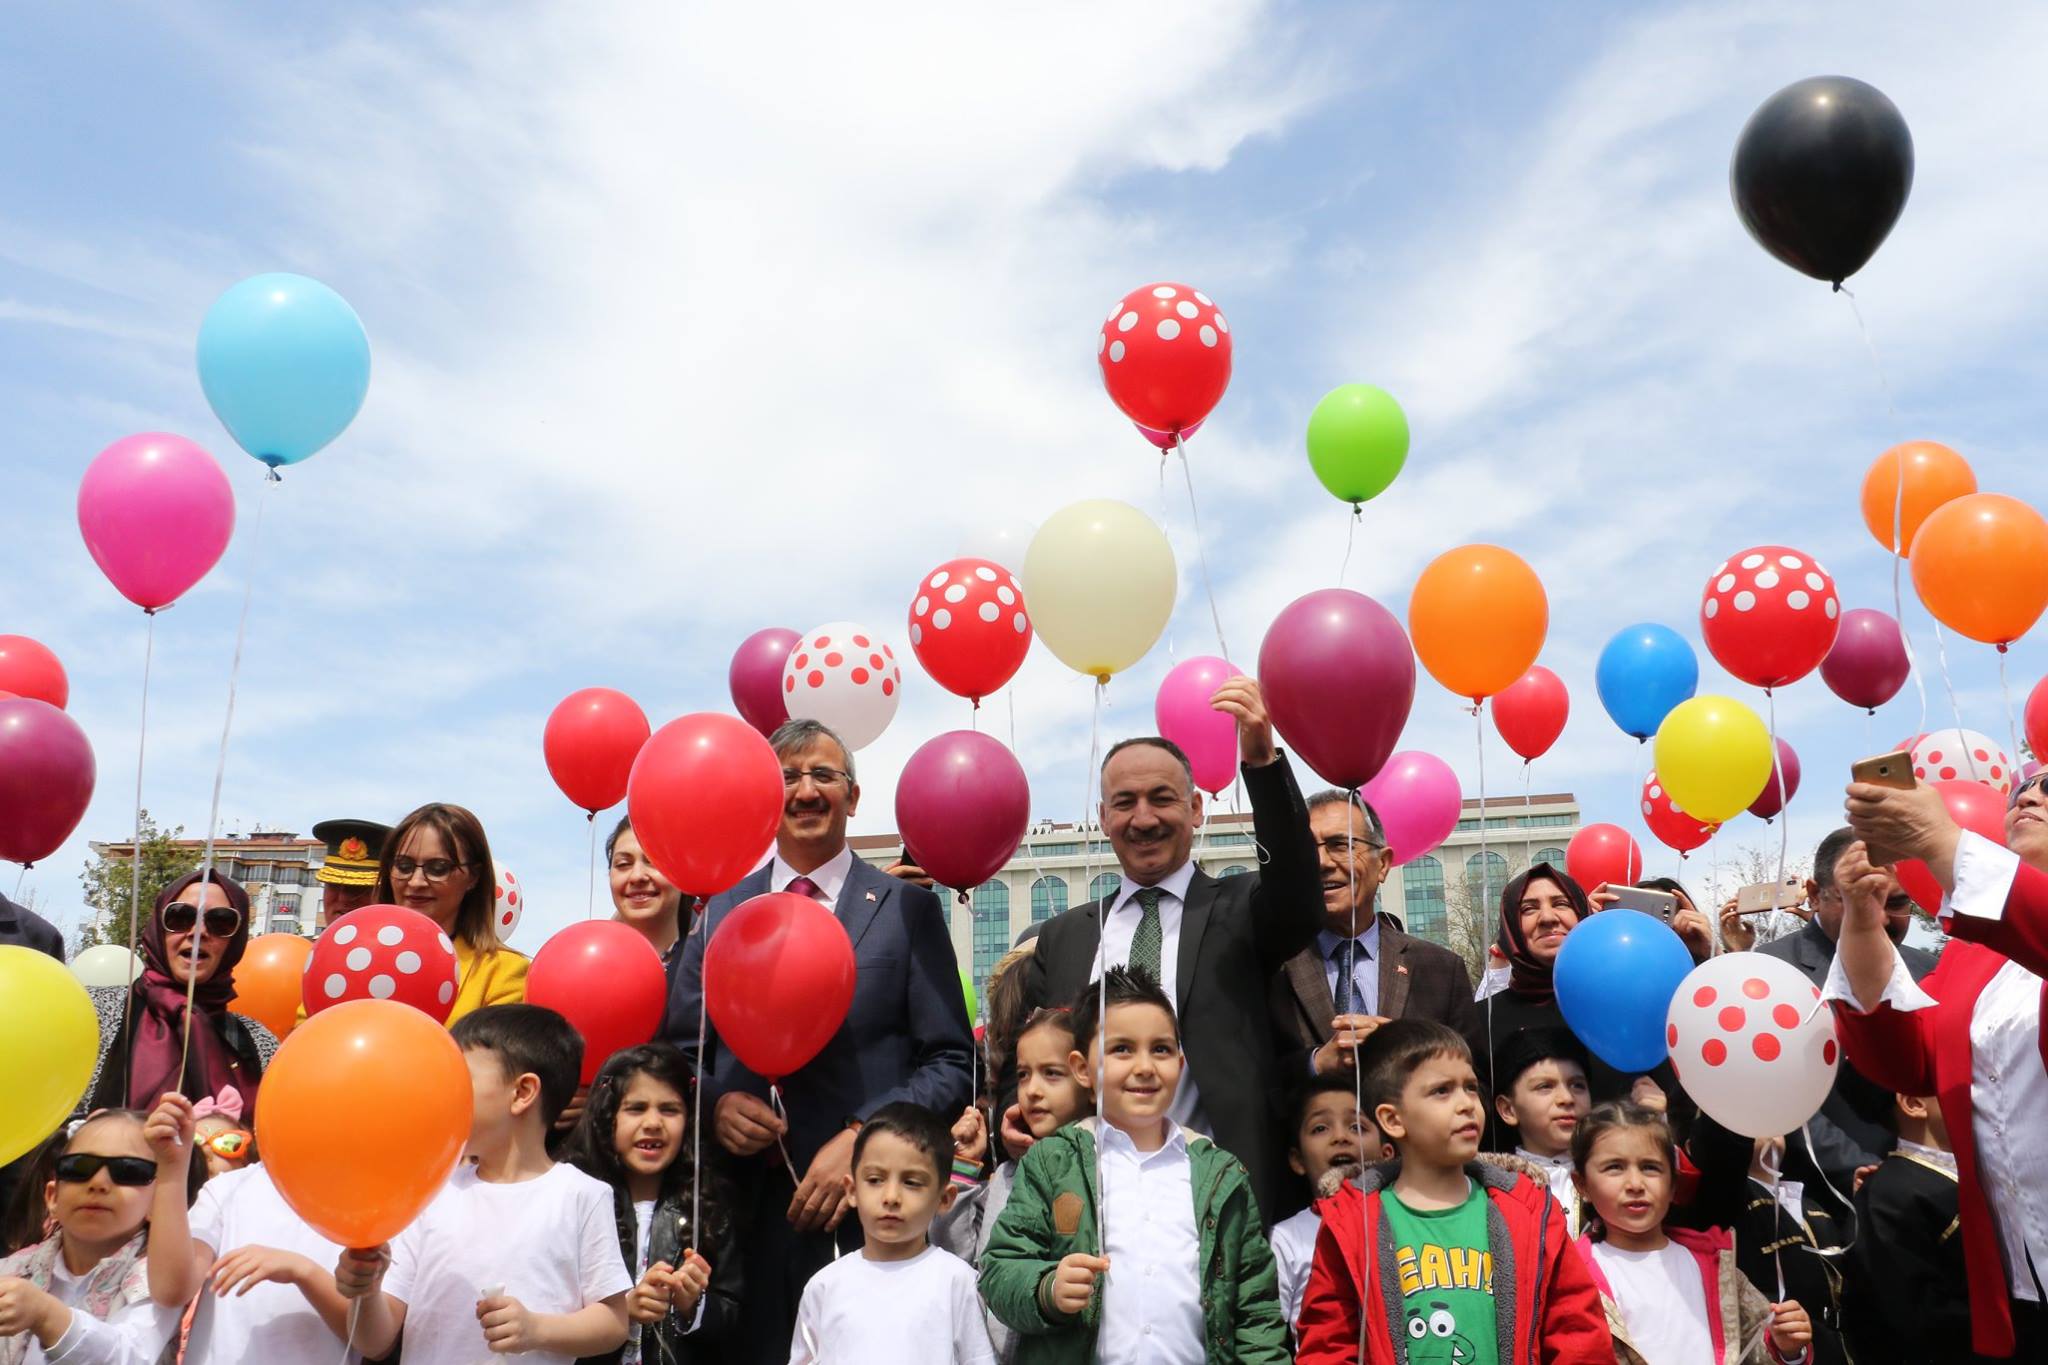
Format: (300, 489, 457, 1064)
(1731, 75, 1914, 287)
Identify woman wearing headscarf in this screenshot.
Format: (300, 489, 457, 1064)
(80, 869, 277, 1121)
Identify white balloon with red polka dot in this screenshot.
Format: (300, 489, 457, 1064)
(781, 620, 902, 750)
(1910, 727, 2013, 796)
(494, 866, 523, 944)
(305, 904, 460, 1021)
(1665, 951, 1838, 1137)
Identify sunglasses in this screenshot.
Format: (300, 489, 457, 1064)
(2010, 773, 2048, 810)
(54, 1152, 158, 1187)
(162, 901, 242, 938)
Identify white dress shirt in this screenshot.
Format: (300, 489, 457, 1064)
(1821, 830, 2048, 1301)
(771, 845, 856, 917)
(1094, 860, 1207, 1134)
(1515, 1147, 1581, 1237)
(1096, 1120, 1205, 1365)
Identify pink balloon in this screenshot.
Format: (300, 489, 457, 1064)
(0, 699, 95, 865)
(895, 731, 1030, 891)
(76, 433, 236, 612)
(1259, 589, 1416, 790)
(1747, 737, 1802, 822)
(1359, 751, 1461, 865)
(1819, 608, 1909, 713)
(729, 628, 800, 737)
(1154, 656, 1241, 795)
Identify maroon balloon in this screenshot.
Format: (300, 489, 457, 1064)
(895, 731, 1030, 891)
(0, 698, 96, 865)
(1258, 589, 1416, 789)
(1747, 737, 1802, 822)
(1819, 608, 1909, 713)
(729, 627, 800, 736)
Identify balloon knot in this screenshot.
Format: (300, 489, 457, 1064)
(1831, 280, 1843, 293)
(1998, 642, 2011, 655)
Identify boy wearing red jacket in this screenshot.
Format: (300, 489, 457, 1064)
(1297, 1020, 1613, 1365)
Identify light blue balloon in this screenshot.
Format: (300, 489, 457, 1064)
(1595, 623, 1698, 741)
(1553, 908, 1694, 1072)
(197, 273, 371, 467)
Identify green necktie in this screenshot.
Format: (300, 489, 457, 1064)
(1129, 887, 1163, 984)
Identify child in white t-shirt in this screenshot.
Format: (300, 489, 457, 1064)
(1268, 1073, 1381, 1341)
(336, 1004, 633, 1365)
(789, 1102, 993, 1365)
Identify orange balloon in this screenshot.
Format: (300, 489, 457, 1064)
(1909, 493, 2048, 647)
(1408, 545, 1548, 702)
(1860, 441, 1976, 555)
(255, 999, 471, 1247)
(229, 933, 311, 1038)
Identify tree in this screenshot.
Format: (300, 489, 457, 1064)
(77, 811, 198, 951)
(1444, 852, 1525, 986)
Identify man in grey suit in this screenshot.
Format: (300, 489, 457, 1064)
(665, 717, 972, 1363)
(1761, 824, 1937, 1217)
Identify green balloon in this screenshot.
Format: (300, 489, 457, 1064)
(1305, 383, 1409, 505)
(961, 966, 978, 1023)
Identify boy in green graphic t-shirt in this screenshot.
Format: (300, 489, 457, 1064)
(1381, 1191, 1496, 1364)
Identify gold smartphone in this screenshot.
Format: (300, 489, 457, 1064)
(1735, 878, 1804, 914)
(1850, 750, 1917, 790)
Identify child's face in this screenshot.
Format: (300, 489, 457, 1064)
(1290, 1091, 1373, 1186)
(1575, 1126, 1672, 1241)
(1015, 1025, 1086, 1139)
(612, 1072, 686, 1183)
(1071, 1001, 1183, 1133)
(45, 1116, 155, 1254)
(847, 1131, 954, 1254)
(1497, 1059, 1590, 1157)
(1377, 1052, 1483, 1167)
(463, 1046, 536, 1158)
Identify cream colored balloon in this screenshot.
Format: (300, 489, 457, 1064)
(70, 943, 142, 989)
(1023, 499, 1177, 680)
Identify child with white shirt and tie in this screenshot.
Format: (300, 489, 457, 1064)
(978, 966, 1288, 1365)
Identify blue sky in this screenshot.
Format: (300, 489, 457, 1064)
(4, 1, 2047, 947)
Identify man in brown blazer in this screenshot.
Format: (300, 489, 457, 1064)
(1269, 790, 1485, 1080)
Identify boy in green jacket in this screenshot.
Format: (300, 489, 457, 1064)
(979, 966, 1288, 1364)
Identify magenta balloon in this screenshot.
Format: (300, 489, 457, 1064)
(1259, 589, 1416, 789)
(895, 731, 1030, 891)
(1359, 751, 1461, 865)
(1819, 608, 1909, 712)
(77, 433, 236, 612)
(1747, 737, 1802, 821)
(729, 628, 801, 737)
(1154, 655, 1241, 795)
(0, 699, 95, 865)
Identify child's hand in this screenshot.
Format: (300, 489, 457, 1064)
(1050, 1253, 1108, 1316)
(952, 1106, 989, 1165)
(211, 1246, 316, 1297)
(554, 1085, 590, 1133)
(1768, 1300, 1812, 1356)
(671, 1250, 710, 1315)
(144, 1092, 196, 1167)
(628, 1263, 674, 1324)
(1852, 1162, 1881, 1194)
(0, 1277, 62, 1343)
(477, 1293, 539, 1354)
(334, 1246, 390, 1300)
(1629, 1076, 1668, 1114)
(999, 1104, 1038, 1160)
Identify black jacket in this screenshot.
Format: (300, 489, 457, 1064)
(1844, 1151, 1991, 1364)
(0, 895, 62, 959)
(578, 1176, 742, 1365)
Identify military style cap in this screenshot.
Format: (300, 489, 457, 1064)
(312, 818, 391, 887)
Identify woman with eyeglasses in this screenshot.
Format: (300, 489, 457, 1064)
(1829, 767, 2048, 1358)
(607, 816, 691, 968)
(375, 802, 528, 1025)
(79, 871, 278, 1125)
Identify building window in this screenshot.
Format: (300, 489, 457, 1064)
(1220, 864, 1250, 877)
(1533, 847, 1567, 867)
(1030, 876, 1067, 924)
(1036, 842, 1081, 857)
(1088, 872, 1122, 904)
(1405, 855, 1447, 944)
(1466, 851, 1509, 912)
(972, 882, 1012, 991)
(273, 865, 305, 886)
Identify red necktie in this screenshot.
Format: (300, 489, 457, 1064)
(787, 875, 822, 901)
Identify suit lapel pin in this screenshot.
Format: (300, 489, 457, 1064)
(865, 890, 877, 902)
(1396, 964, 1409, 975)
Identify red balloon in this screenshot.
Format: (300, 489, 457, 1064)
(0, 699, 94, 865)
(1643, 769, 1717, 855)
(526, 922, 668, 1085)
(1898, 780, 2008, 914)
(305, 906, 459, 1020)
(0, 637, 68, 710)
(895, 731, 1030, 890)
(1491, 665, 1569, 762)
(704, 892, 855, 1081)
(1700, 546, 1841, 689)
(2027, 676, 2048, 762)
(1566, 823, 1644, 892)
(1132, 418, 1205, 449)
(729, 628, 800, 737)
(908, 558, 1032, 703)
(544, 688, 651, 814)
(1097, 282, 1232, 434)
(627, 713, 784, 898)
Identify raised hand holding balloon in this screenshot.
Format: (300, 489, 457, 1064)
(1155, 657, 1242, 796)
(1258, 589, 1416, 790)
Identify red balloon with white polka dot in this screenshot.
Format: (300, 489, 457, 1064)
(1665, 951, 1838, 1137)
(1642, 768, 1716, 855)
(304, 905, 460, 1021)
(1699, 544, 1841, 689)
(1097, 282, 1232, 436)
(908, 558, 1032, 704)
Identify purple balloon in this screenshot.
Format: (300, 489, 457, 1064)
(1259, 589, 1416, 789)
(1747, 737, 1802, 822)
(1155, 656, 1242, 795)
(0, 699, 95, 865)
(1819, 608, 1909, 713)
(729, 627, 800, 737)
(1360, 751, 1461, 865)
(895, 731, 1030, 891)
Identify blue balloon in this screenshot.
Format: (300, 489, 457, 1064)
(1595, 623, 1698, 740)
(197, 273, 370, 467)
(1553, 908, 1695, 1072)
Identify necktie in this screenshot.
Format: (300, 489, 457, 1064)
(1129, 887, 1163, 984)
(787, 874, 822, 901)
(1330, 939, 1358, 1016)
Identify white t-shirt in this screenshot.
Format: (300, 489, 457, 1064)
(185, 1164, 353, 1364)
(384, 1162, 632, 1365)
(788, 1245, 994, 1365)
(1590, 1240, 1715, 1365)
(24, 1257, 180, 1365)
(1269, 1206, 1321, 1335)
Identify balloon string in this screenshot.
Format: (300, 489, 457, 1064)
(1766, 690, 1789, 937)
(1339, 504, 1361, 588)
(118, 610, 157, 1109)
(1474, 702, 1496, 1088)
(1856, 292, 1932, 741)
(1931, 622, 1982, 782)
(1344, 786, 1368, 1364)
(1172, 430, 1231, 661)
(1999, 650, 2023, 775)
(690, 905, 708, 1265)
(1156, 453, 1178, 667)
(1086, 680, 1108, 1259)
(339, 1297, 360, 1365)
(587, 812, 598, 920)
(769, 1084, 839, 1263)
(12, 866, 24, 899)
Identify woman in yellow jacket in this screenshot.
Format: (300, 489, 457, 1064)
(375, 801, 528, 1023)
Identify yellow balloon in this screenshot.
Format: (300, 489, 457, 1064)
(1653, 694, 1773, 823)
(0, 946, 100, 1165)
(1022, 499, 1177, 681)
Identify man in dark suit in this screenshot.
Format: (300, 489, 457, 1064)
(1009, 677, 1322, 1224)
(0, 891, 63, 959)
(1762, 824, 1936, 1219)
(1269, 792, 1484, 1081)
(664, 717, 972, 1363)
